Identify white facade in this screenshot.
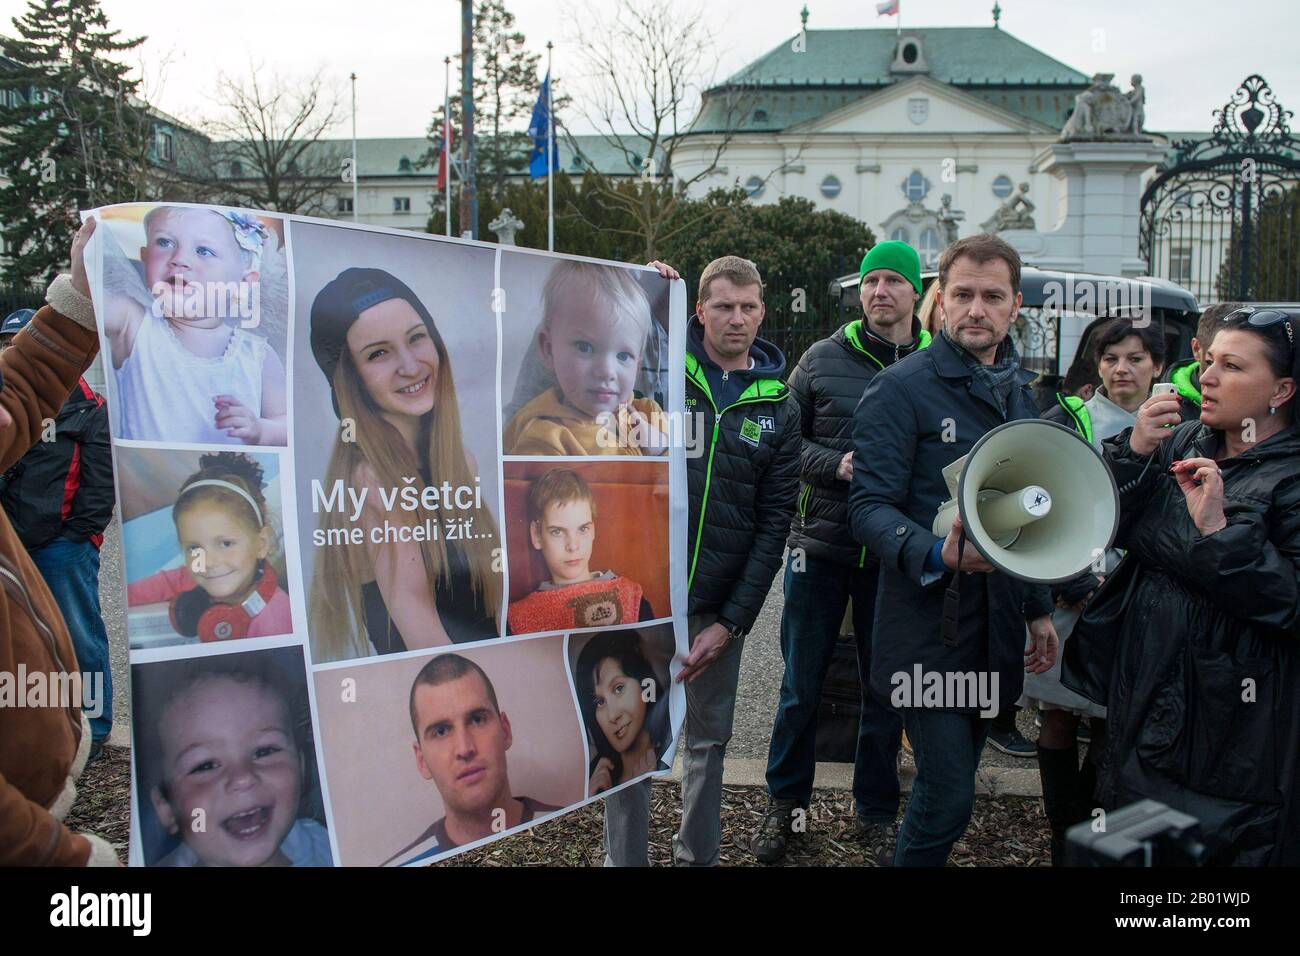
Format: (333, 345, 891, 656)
(674, 76, 1069, 268)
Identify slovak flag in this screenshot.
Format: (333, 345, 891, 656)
(436, 120, 453, 192)
(876, 0, 899, 15)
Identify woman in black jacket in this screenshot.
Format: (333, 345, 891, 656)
(1066, 308, 1300, 865)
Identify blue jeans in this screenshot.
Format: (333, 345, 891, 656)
(31, 537, 112, 742)
(893, 709, 990, 866)
(765, 555, 902, 823)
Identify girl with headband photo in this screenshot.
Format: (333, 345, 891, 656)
(127, 452, 292, 642)
(307, 267, 501, 662)
(99, 204, 288, 445)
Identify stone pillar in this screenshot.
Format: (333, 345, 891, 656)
(1011, 141, 1168, 276)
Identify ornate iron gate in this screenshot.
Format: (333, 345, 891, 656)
(1140, 75, 1300, 305)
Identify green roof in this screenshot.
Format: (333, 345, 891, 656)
(691, 27, 1090, 132)
(726, 27, 1089, 87)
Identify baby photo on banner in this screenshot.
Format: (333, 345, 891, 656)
(82, 201, 689, 866)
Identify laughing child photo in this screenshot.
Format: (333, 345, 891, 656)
(136, 652, 332, 867)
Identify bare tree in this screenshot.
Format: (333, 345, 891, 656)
(566, 0, 797, 260)
(195, 66, 346, 215)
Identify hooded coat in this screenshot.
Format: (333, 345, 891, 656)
(1063, 421, 1300, 865)
(684, 319, 800, 631)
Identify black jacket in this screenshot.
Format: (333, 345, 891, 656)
(1063, 421, 1300, 865)
(0, 378, 113, 550)
(848, 332, 1053, 712)
(787, 319, 930, 567)
(685, 319, 801, 632)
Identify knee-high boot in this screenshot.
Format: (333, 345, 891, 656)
(1036, 742, 1080, 866)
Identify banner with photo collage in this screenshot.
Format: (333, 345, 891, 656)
(85, 202, 689, 867)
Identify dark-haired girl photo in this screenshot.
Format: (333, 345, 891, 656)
(304, 261, 501, 662)
(571, 627, 674, 796)
(120, 448, 292, 648)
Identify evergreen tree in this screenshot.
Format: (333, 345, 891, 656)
(0, 0, 148, 284)
(423, 0, 550, 226)
(475, 0, 540, 200)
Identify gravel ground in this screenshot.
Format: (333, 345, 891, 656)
(69, 748, 1049, 868)
(445, 785, 1051, 867)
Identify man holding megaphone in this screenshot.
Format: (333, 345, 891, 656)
(848, 234, 1061, 867)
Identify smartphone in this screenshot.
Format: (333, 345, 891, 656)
(1152, 382, 1179, 398)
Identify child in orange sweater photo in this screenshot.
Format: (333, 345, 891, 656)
(502, 261, 669, 457)
(507, 468, 658, 634)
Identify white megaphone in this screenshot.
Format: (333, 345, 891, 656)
(931, 418, 1119, 583)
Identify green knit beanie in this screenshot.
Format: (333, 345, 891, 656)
(859, 241, 922, 295)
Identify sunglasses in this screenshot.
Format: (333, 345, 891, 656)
(1223, 307, 1299, 375)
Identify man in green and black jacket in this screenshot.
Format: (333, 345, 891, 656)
(1163, 301, 1241, 423)
(604, 255, 801, 867)
(752, 241, 930, 863)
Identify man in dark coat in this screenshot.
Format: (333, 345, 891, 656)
(752, 241, 931, 864)
(848, 234, 1058, 866)
(604, 256, 801, 867)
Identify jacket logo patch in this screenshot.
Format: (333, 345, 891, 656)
(757, 415, 774, 432)
(739, 418, 762, 446)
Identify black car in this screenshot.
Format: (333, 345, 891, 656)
(835, 266, 1200, 410)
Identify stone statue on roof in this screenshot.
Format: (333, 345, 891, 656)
(937, 193, 965, 245)
(1059, 73, 1151, 142)
(982, 182, 1036, 232)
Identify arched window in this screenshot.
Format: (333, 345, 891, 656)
(398, 156, 412, 173)
(919, 227, 941, 267)
(890, 226, 910, 244)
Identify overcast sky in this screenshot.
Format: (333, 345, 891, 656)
(3, 0, 1295, 138)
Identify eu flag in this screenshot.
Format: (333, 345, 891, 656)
(528, 73, 560, 179)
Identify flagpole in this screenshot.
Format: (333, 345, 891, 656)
(349, 73, 358, 223)
(546, 41, 555, 252)
(443, 56, 452, 237)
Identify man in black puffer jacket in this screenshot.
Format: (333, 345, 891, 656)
(752, 241, 931, 864)
(604, 255, 801, 867)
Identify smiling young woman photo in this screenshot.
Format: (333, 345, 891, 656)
(307, 268, 500, 662)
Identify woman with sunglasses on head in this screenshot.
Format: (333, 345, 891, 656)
(1064, 307, 1300, 865)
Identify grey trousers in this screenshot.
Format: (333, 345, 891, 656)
(602, 612, 746, 866)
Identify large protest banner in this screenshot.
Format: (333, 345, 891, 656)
(84, 203, 688, 866)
